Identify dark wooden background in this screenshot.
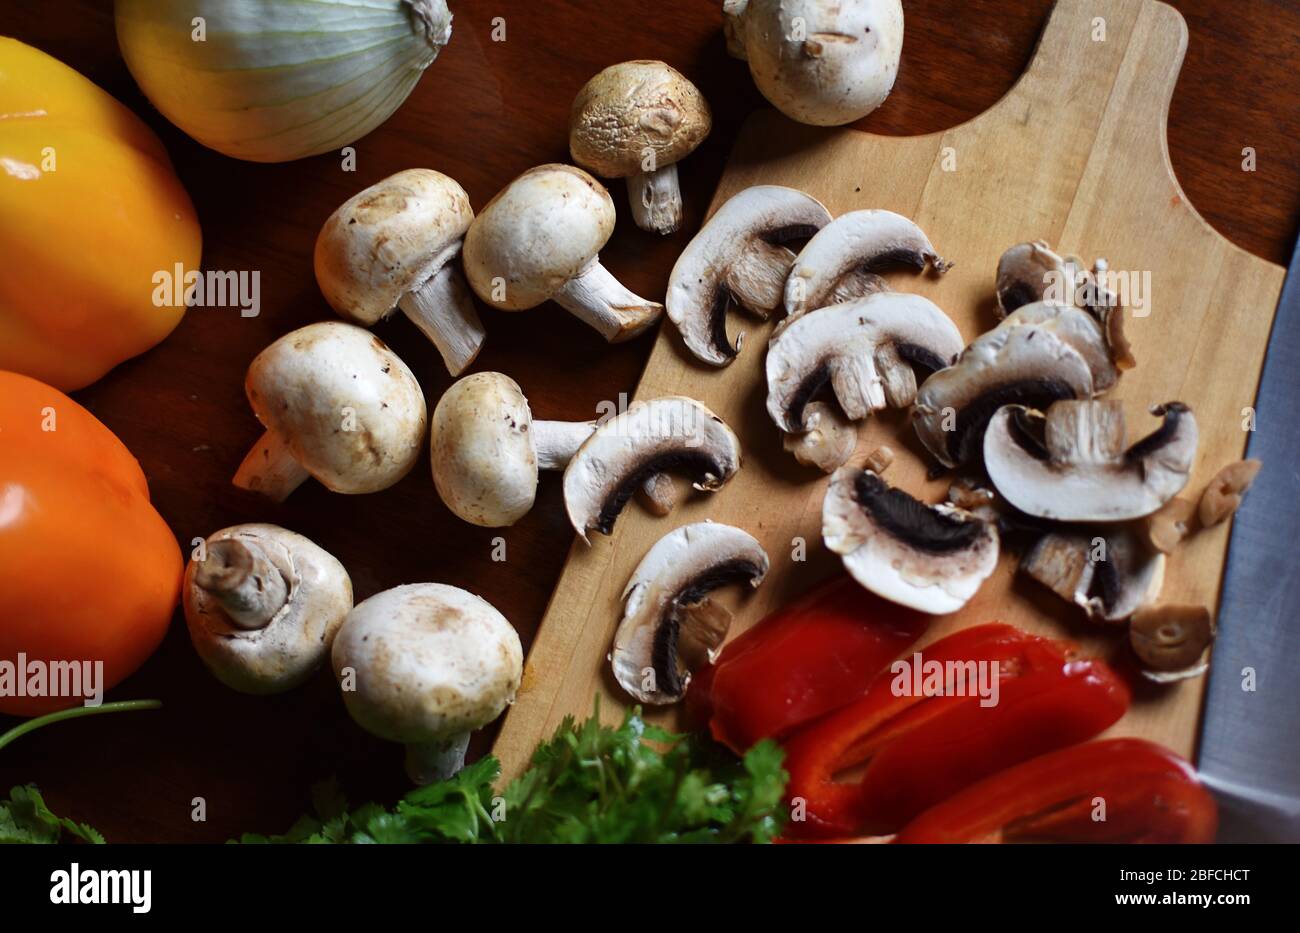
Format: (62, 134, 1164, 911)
(2, 0, 1297, 843)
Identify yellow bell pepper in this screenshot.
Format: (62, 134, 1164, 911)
(0, 38, 201, 391)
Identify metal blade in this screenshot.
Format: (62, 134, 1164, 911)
(1198, 232, 1300, 843)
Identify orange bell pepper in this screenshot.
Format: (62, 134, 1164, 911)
(0, 38, 201, 391)
(0, 371, 182, 716)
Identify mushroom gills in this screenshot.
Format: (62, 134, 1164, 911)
(594, 448, 730, 536)
(823, 466, 999, 614)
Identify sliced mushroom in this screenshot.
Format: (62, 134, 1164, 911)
(564, 396, 742, 541)
(783, 209, 951, 317)
(783, 400, 858, 472)
(184, 524, 353, 694)
(1144, 496, 1196, 553)
(332, 583, 522, 784)
(995, 242, 1135, 370)
(613, 522, 769, 704)
(314, 169, 484, 375)
(232, 322, 427, 501)
(983, 400, 1198, 522)
(665, 185, 832, 365)
(1021, 526, 1165, 623)
(912, 325, 1095, 469)
(1199, 459, 1262, 527)
(767, 291, 964, 432)
(569, 60, 712, 235)
(462, 164, 662, 341)
(430, 372, 597, 527)
(981, 301, 1121, 392)
(823, 466, 999, 614)
(1130, 604, 1215, 683)
(723, 0, 905, 126)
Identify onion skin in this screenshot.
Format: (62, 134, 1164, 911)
(114, 0, 451, 163)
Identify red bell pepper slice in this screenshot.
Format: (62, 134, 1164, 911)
(687, 574, 929, 752)
(781, 623, 1131, 838)
(895, 738, 1217, 844)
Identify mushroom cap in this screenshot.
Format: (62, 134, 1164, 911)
(245, 322, 427, 494)
(183, 524, 353, 694)
(783, 209, 949, 316)
(983, 401, 1198, 522)
(430, 372, 540, 527)
(331, 583, 523, 745)
(666, 185, 832, 365)
(314, 169, 474, 326)
(569, 60, 712, 178)
(462, 164, 616, 310)
(613, 522, 769, 704)
(731, 0, 905, 126)
(766, 291, 964, 432)
(823, 466, 999, 614)
(563, 396, 743, 540)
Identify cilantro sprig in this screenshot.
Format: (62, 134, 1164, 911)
(239, 706, 787, 844)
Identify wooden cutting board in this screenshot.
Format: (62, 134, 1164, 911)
(492, 0, 1287, 780)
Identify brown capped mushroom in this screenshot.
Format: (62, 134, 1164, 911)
(232, 322, 427, 501)
(569, 60, 712, 235)
(1130, 604, 1215, 683)
(1199, 459, 1263, 527)
(184, 524, 353, 694)
(315, 169, 484, 375)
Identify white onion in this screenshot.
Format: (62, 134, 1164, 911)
(115, 0, 451, 162)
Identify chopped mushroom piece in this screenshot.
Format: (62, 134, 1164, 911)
(823, 466, 999, 614)
(666, 185, 832, 365)
(767, 291, 964, 433)
(983, 400, 1198, 522)
(863, 444, 896, 475)
(980, 301, 1122, 392)
(184, 524, 353, 694)
(613, 522, 769, 704)
(1145, 497, 1196, 553)
(723, 0, 904, 126)
(1021, 527, 1165, 623)
(912, 325, 1095, 469)
(462, 164, 662, 342)
(569, 60, 712, 235)
(783, 400, 858, 472)
(332, 583, 522, 784)
(1199, 459, 1263, 527)
(232, 322, 427, 501)
(430, 372, 597, 527)
(563, 396, 742, 541)
(1130, 604, 1215, 683)
(637, 473, 679, 516)
(315, 169, 484, 375)
(783, 209, 951, 317)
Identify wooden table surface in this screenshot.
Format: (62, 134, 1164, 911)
(2, 0, 1297, 843)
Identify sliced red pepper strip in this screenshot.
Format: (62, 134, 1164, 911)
(782, 623, 1131, 838)
(687, 574, 929, 752)
(895, 738, 1217, 844)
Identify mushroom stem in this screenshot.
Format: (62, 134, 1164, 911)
(232, 430, 311, 502)
(532, 419, 597, 470)
(396, 261, 486, 376)
(553, 259, 663, 343)
(194, 538, 289, 631)
(405, 732, 470, 785)
(627, 164, 683, 235)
